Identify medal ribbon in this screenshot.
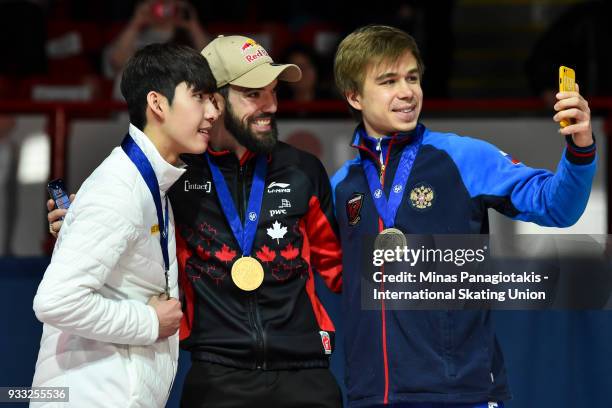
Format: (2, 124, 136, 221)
(362, 131, 422, 228)
(206, 153, 267, 256)
(121, 135, 170, 294)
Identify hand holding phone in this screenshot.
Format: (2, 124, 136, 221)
(47, 179, 74, 237)
(558, 66, 576, 128)
(47, 178, 71, 212)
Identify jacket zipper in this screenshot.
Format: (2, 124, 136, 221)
(239, 162, 266, 369)
(375, 138, 386, 177)
(252, 293, 266, 369)
(376, 136, 390, 403)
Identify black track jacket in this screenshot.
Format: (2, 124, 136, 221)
(169, 142, 342, 370)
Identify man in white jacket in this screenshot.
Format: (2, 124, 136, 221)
(31, 43, 219, 407)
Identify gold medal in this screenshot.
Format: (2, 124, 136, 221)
(374, 227, 407, 251)
(231, 256, 264, 291)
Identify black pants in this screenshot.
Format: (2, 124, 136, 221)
(180, 361, 342, 408)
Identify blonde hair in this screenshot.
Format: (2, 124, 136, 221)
(334, 25, 424, 96)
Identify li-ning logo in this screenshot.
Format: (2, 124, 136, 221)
(267, 181, 291, 193)
(184, 180, 211, 193)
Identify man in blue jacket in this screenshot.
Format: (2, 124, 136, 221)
(331, 25, 595, 407)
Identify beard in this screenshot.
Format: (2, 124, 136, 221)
(224, 101, 278, 154)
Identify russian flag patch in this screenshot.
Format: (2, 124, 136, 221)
(499, 150, 521, 165)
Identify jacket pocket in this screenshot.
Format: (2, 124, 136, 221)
(126, 341, 175, 406)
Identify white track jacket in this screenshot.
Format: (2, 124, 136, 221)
(31, 124, 184, 407)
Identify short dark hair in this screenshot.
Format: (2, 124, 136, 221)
(120, 43, 217, 130)
(335, 25, 424, 95)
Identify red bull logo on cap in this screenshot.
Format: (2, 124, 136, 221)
(240, 38, 269, 63)
(241, 38, 258, 52)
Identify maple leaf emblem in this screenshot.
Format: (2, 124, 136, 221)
(215, 244, 237, 263)
(187, 261, 205, 282)
(198, 222, 216, 246)
(267, 221, 287, 244)
(196, 244, 211, 261)
(204, 264, 225, 285)
(256, 245, 276, 263)
(272, 263, 293, 281)
(280, 243, 299, 261)
(276, 243, 300, 280)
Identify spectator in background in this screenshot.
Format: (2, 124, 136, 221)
(103, 0, 209, 99)
(278, 43, 336, 102)
(526, 0, 612, 104)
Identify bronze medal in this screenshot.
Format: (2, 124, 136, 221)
(374, 227, 407, 251)
(231, 256, 264, 291)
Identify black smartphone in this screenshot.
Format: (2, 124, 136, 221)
(47, 178, 71, 219)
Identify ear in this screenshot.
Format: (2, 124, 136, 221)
(213, 92, 226, 112)
(146, 91, 166, 122)
(345, 90, 362, 112)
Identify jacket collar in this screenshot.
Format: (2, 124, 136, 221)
(351, 123, 423, 150)
(207, 146, 257, 166)
(128, 123, 186, 193)
(350, 122, 425, 162)
(207, 146, 273, 166)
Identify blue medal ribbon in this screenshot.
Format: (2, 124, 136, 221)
(362, 131, 422, 228)
(121, 135, 170, 295)
(206, 153, 267, 256)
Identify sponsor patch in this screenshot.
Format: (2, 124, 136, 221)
(319, 331, 332, 355)
(269, 199, 292, 218)
(184, 180, 211, 192)
(346, 193, 364, 226)
(267, 181, 291, 193)
(240, 38, 269, 63)
(269, 208, 287, 217)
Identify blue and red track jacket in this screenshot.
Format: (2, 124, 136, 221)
(331, 123, 596, 406)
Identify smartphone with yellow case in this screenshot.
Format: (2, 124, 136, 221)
(559, 66, 575, 128)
